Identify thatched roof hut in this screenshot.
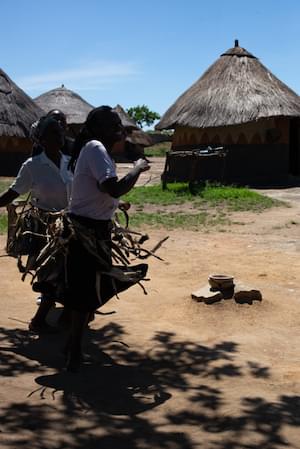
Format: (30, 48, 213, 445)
(157, 41, 300, 130)
(113, 104, 138, 130)
(0, 68, 44, 175)
(34, 85, 94, 129)
(157, 41, 300, 185)
(112, 105, 149, 155)
(111, 104, 148, 161)
(113, 104, 169, 147)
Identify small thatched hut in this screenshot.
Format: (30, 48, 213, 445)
(113, 104, 170, 149)
(34, 85, 94, 135)
(156, 41, 300, 185)
(113, 104, 138, 131)
(112, 104, 161, 161)
(0, 68, 44, 175)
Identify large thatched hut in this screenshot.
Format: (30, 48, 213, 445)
(156, 41, 300, 185)
(34, 85, 94, 135)
(0, 68, 44, 175)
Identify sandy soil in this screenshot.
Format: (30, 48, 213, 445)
(1, 162, 300, 448)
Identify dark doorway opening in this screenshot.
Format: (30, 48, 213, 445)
(289, 119, 300, 175)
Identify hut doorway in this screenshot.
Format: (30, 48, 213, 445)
(289, 118, 300, 176)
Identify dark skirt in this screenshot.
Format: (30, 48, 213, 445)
(64, 214, 148, 313)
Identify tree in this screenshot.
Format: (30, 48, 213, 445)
(126, 105, 160, 129)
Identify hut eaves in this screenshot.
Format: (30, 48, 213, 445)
(156, 41, 300, 130)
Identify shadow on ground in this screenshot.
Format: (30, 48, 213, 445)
(0, 323, 300, 448)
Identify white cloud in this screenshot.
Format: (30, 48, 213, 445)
(16, 60, 139, 93)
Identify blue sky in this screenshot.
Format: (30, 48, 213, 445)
(1, 0, 300, 117)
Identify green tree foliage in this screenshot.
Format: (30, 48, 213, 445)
(126, 105, 160, 128)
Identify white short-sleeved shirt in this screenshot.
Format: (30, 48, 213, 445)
(70, 140, 119, 220)
(10, 151, 73, 211)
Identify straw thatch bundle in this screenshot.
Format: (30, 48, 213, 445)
(34, 85, 94, 125)
(156, 41, 300, 130)
(0, 68, 43, 138)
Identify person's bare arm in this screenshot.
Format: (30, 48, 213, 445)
(100, 159, 150, 198)
(0, 189, 19, 208)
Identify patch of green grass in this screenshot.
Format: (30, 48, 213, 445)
(0, 178, 14, 192)
(0, 214, 7, 235)
(124, 182, 280, 211)
(193, 184, 277, 212)
(124, 183, 196, 205)
(119, 211, 231, 230)
(0, 181, 282, 234)
(121, 182, 282, 229)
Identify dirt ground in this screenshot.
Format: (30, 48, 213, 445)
(1, 160, 300, 448)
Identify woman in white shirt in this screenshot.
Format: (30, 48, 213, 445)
(64, 106, 150, 372)
(0, 117, 73, 333)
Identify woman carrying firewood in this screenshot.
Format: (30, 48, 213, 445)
(64, 105, 150, 372)
(0, 116, 73, 333)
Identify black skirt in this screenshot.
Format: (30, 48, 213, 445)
(64, 214, 148, 313)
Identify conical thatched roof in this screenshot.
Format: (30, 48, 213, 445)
(0, 68, 44, 138)
(113, 104, 139, 130)
(156, 41, 300, 130)
(113, 104, 153, 146)
(34, 85, 94, 125)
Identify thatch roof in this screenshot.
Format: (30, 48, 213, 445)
(113, 104, 139, 130)
(147, 132, 172, 145)
(156, 41, 300, 130)
(34, 85, 94, 125)
(112, 104, 152, 146)
(126, 129, 153, 146)
(0, 68, 44, 138)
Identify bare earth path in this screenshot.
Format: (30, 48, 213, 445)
(0, 162, 300, 448)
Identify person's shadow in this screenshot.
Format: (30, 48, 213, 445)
(34, 359, 171, 416)
(0, 319, 171, 416)
(2, 323, 300, 449)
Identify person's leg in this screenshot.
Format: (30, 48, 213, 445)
(29, 295, 56, 333)
(57, 305, 72, 329)
(65, 310, 90, 372)
(63, 223, 104, 371)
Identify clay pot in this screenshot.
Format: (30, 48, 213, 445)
(208, 274, 234, 291)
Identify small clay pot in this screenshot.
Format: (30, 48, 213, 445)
(208, 274, 234, 291)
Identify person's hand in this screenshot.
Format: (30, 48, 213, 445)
(119, 201, 131, 211)
(134, 158, 150, 173)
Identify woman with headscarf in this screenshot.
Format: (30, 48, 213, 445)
(64, 105, 150, 371)
(0, 117, 73, 332)
(30, 109, 74, 157)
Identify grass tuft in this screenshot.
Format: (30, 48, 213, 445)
(119, 211, 231, 230)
